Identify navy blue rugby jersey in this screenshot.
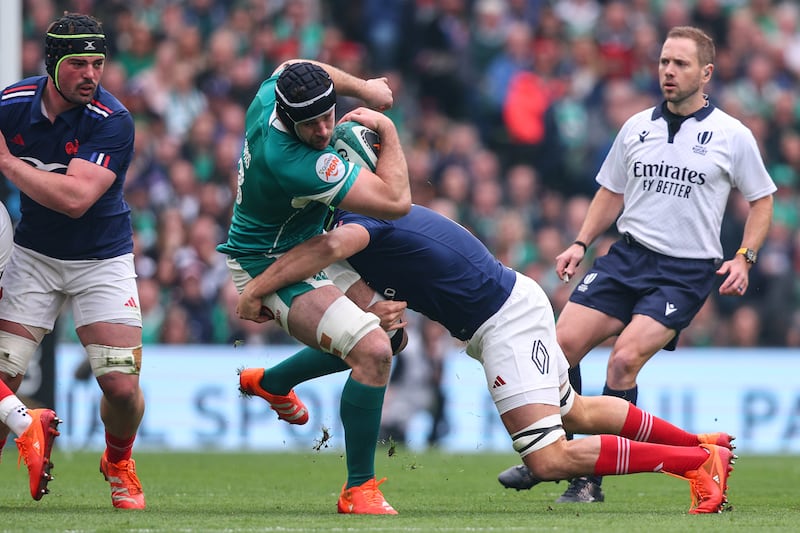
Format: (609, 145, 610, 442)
(332, 204, 517, 341)
(0, 76, 135, 259)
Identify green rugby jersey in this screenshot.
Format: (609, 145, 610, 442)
(217, 71, 358, 274)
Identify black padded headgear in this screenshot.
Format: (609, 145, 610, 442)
(45, 13, 107, 91)
(275, 62, 336, 138)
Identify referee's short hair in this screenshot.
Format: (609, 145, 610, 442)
(667, 26, 715, 67)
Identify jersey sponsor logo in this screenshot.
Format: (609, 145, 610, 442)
(383, 287, 396, 300)
(19, 156, 68, 172)
(530, 339, 550, 375)
(632, 160, 706, 185)
(665, 302, 677, 316)
(315, 153, 346, 183)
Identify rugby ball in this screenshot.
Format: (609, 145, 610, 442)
(331, 121, 380, 171)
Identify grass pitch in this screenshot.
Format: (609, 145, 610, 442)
(1, 447, 798, 532)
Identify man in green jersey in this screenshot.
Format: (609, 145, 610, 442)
(217, 60, 410, 514)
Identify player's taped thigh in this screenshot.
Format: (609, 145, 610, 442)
(327, 261, 404, 345)
(0, 330, 42, 377)
(317, 296, 381, 358)
(511, 414, 566, 458)
(86, 344, 143, 377)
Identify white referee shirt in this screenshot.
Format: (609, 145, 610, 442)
(597, 101, 776, 260)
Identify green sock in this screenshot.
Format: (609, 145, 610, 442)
(340, 375, 386, 488)
(261, 346, 350, 395)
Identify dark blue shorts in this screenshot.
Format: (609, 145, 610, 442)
(568, 234, 718, 351)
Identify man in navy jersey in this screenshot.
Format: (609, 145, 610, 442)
(236, 204, 736, 514)
(0, 13, 145, 509)
(498, 25, 776, 502)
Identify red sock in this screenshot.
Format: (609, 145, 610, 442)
(105, 431, 136, 463)
(0, 379, 15, 401)
(620, 403, 701, 447)
(594, 435, 710, 476)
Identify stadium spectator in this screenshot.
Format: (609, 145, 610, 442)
(19, 0, 799, 361)
(498, 26, 776, 504)
(0, 13, 146, 509)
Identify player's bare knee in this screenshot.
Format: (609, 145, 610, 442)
(97, 372, 142, 405)
(607, 349, 643, 382)
(348, 328, 393, 381)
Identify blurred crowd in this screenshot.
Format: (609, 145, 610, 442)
(7, 0, 800, 417)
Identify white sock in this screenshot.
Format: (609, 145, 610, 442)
(0, 395, 31, 436)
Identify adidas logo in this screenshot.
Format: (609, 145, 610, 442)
(492, 376, 506, 389)
(11, 133, 24, 146)
(124, 297, 138, 308)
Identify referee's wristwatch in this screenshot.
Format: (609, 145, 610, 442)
(736, 247, 758, 265)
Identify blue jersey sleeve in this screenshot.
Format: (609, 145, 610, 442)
(76, 108, 134, 176)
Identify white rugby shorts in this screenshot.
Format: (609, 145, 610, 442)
(466, 272, 570, 414)
(0, 203, 13, 271)
(0, 246, 141, 330)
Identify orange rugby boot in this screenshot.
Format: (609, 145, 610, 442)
(238, 367, 309, 425)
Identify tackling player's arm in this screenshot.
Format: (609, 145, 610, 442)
(0, 135, 115, 218)
(274, 59, 393, 111)
(555, 186, 624, 280)
(237, 223, 371, 322)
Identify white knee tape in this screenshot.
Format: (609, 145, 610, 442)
(317, 296, 381, 358)
(86, 344, 143, 377)
(0, 331, 40, 377)
(512, 414, 565, 457)
(22, 325, 48, 344)
(560, 380, 576, 418)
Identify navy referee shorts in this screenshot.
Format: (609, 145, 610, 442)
(568, 234, 718, 351)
